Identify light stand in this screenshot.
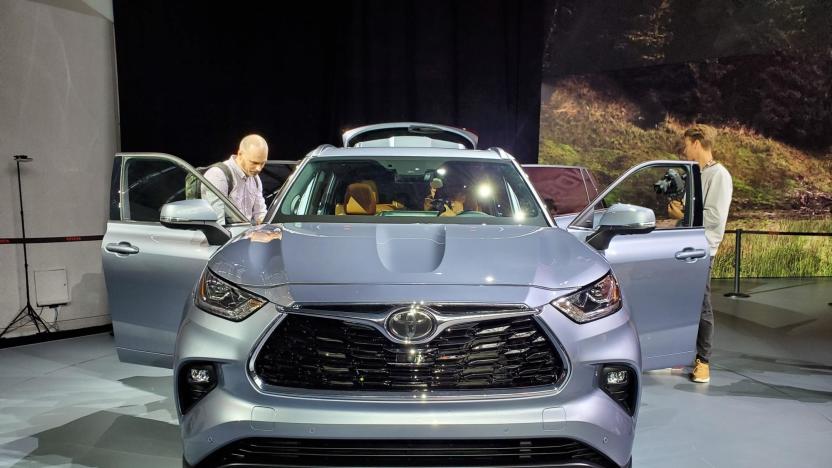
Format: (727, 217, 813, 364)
(0, 155, 50, 338)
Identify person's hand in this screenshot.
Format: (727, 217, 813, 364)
(667, 200, 684, 220)
(245, 230, 282, 243)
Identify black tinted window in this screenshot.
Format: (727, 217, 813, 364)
(260, 162, 297, 205)
(110, 156, 122, 220)
(124, 159, 187, 222)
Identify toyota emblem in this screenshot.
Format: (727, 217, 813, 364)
(386, 307, 435, 342)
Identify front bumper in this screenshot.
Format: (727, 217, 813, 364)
(183, 385, 631, 467)
(175, 292, 640, 468)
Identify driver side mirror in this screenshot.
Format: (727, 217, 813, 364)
(586, 203, 655, 250)
(160, 200, 232, 246)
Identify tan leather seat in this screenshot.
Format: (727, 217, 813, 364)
(343, 182, 377, 215)
(359, 179, 399, 213)
(360, 180, 379, 196)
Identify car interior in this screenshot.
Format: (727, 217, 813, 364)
(284, 159, 541, 220)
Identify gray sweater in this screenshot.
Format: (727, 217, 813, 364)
(701, 162, 733, 256)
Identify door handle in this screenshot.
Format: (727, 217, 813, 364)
(675, 247, 707, 262)
(106, 242, 140, 255)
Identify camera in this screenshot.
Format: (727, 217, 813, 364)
(654, 168, 687, 198)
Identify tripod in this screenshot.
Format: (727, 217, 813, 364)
(0, 155, 50, 338)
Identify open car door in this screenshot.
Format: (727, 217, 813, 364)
(102, 153, 251, 368)
(342, 122, 478, 149)
(568, 160, 709, 370)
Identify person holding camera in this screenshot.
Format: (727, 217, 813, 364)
(653, 168, 688, 228)
(673, 124, 733, 383)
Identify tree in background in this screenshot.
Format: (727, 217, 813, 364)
(543, 0, 832, 152)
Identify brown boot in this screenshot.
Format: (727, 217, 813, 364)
(690, 358, 710, 383)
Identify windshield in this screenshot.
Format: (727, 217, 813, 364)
(269, 157, 548, 226)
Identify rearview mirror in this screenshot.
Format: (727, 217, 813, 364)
(586, 203, 655, 250)
(160, 200, 232, 246)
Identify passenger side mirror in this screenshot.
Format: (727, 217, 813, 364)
(586, 204, 655, 250)
(160, 200, 232, 246)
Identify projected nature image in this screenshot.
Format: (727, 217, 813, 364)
(539, 0, 832, 278)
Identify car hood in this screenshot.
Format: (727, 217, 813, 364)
(208, 223, 608, 290)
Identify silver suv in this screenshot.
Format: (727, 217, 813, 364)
(103, 123, 709, 468)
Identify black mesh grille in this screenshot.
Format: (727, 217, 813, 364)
(198, 438, 616, 468)
(253, 313, 565, 391)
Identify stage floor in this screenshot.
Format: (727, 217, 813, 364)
(1, 278, 830, 467)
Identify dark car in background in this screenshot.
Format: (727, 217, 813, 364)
(523, 164, 601, 217)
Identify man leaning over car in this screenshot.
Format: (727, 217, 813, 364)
(202, 134, 269, 224)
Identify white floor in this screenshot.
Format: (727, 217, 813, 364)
(1, 278, 830, 468)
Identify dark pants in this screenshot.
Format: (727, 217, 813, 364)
(696, 258, 714, 361)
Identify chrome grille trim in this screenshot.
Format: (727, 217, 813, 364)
(287, 303, 539, 345)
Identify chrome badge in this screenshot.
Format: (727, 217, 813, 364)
(386, 307, 436, 342)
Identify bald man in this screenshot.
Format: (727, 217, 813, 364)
(202, 134, 269, 224)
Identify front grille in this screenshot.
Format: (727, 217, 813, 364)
(198, 438, 616, 468)
(253, 313, 565, 391)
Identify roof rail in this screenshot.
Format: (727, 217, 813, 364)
(308, 144, 335, 157)
(488, 147, 514, 160)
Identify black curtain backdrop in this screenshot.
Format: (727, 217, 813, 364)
(113, 0, 545, 166)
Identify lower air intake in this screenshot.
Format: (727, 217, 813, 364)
(197, 437, 617, 468)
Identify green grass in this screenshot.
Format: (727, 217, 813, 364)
(712, 218, 832, 278)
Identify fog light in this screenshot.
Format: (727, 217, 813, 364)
(178, 362, 218, 415)
(189, 368, 212, 384)
(606, 370, 628, 385)
(599, 365, 637, 416)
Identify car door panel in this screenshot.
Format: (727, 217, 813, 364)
(567, 160, 709, 370)
(103, 153, 249, 368)
(604, 229, 709, 369)
(103, 223, 218, 367)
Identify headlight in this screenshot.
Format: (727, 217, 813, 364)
(196, 268, 267, 321)
(552, 273, 621, 323)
